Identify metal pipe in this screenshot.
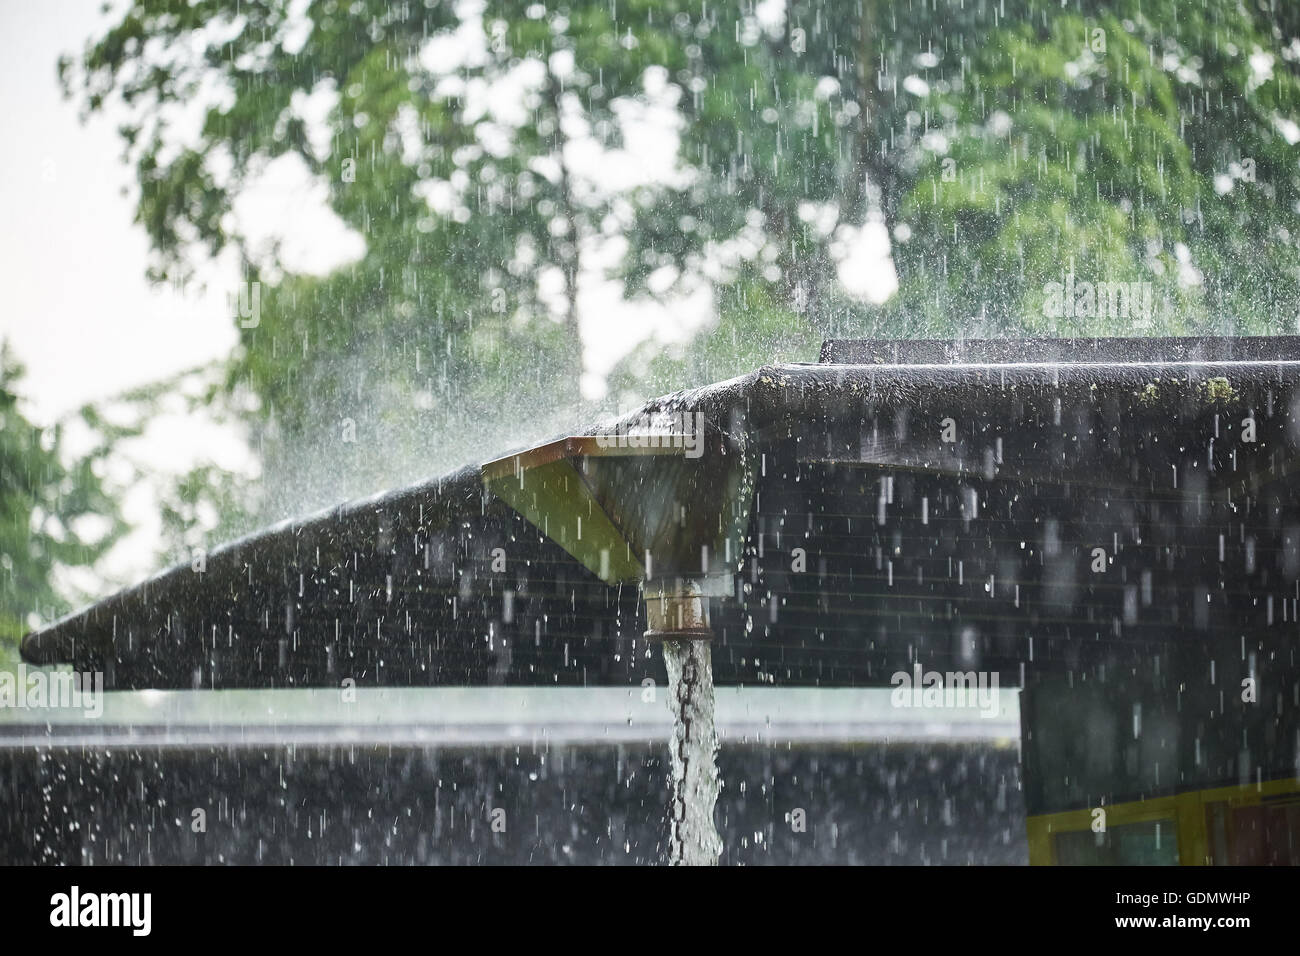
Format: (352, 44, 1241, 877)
(643, 578, 712, 641)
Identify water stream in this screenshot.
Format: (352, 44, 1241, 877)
(662, 639, 722, 865)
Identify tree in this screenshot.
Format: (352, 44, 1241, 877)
(63, 1, 1300, 517)
(886, 0, 1300, 337)
(608, 0, 1300, 391)
(0, 345, 129, 667)
(64, 0, 605, 515)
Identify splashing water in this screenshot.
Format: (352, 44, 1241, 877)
(662, 639, 722, 865)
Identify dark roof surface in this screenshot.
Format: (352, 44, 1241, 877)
(20, 338, 1300, 693)
(820, 335, 1300, 364)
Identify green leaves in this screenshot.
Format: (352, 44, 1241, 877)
(0, 346, 129, 661)
(895, 1, 1300, 335)
(57, 0, 1300, 524)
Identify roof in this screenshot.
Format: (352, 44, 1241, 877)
(20, 337, 1300, 694)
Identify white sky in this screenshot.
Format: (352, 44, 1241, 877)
(0, 0, 240, 423)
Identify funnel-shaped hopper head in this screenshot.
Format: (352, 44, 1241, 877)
(482, 414, 753, 592)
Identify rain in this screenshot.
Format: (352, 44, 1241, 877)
(0, 0, 1298, 892)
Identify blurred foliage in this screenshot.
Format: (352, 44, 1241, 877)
(889, 1, 1300, 337)
(128, 365, 263, 564)
(37, 0, 1300, 573)
(65, 0, 1300, 375)
(0, 344, 131, 665)
(158, 463, 257, 563)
